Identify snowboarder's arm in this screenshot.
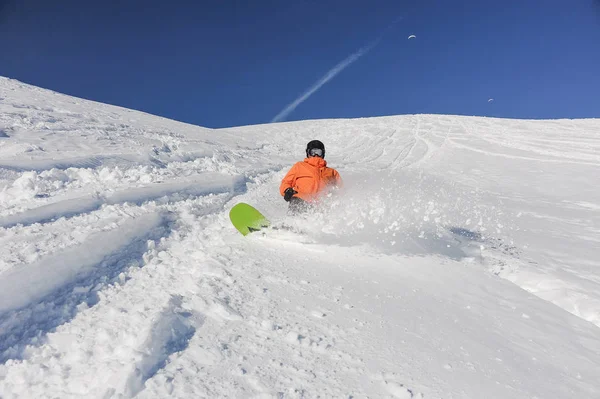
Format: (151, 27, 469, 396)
(280, 164, 298, 196)
(333, 169, 342, 187)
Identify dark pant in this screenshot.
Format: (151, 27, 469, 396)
(288, 197, 311, 215)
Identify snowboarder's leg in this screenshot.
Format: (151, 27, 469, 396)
(288, 197, 309, 215)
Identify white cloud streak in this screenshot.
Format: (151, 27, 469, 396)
(271, 18, 401, 123)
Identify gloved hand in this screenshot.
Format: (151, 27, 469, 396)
(283, 187, 297, 202)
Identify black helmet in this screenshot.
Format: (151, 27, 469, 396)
(306, 140, 325, 158)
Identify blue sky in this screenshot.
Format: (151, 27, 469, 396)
(1, 0, 599, 128)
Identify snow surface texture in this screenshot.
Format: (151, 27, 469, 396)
(1, 76, 600, 398)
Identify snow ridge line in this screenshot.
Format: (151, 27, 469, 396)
(0, 154, 159, 172)
(0, 211, 170, 363)
(0, 150, 214, 173)
(0, 173, 246, 228)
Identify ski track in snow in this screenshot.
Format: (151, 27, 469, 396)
(0, 173, 246, 228)
(0, 212, 170, 362)
(1, 77, 600, 398)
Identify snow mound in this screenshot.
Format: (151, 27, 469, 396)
(1, 77, 600, 398)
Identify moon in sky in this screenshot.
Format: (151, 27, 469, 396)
(488, 98, 494, 103)
(408, 35, 416, 39)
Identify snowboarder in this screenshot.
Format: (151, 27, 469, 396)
(280, 140, 342, 214)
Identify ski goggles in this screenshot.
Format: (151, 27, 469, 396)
(308, 148, 324, 157)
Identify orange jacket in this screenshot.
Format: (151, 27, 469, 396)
(280, 157, 342, 202)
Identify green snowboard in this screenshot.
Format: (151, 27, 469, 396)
(229, 202, 271, 236)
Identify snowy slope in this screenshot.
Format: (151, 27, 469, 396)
(1, 76, 599, 398)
